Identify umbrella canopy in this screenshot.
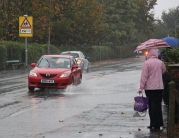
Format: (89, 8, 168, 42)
(162, 37, 179, 47)
(134, 39, 171, 52)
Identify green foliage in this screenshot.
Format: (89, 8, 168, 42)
(28, 43, 45, 63)
(161, 6, 179, 37)
(97, 0, 157, 46)
(88, 46, 114, 61)
(0, 44, 7, 70)
(0, 40, 138, 71)
(0, 41, 61, 70)
(0, 41, 22, 60)
(27, 43, 61, 63)
(165, 47, 179, 71)
(163, 47, 179, 72)
(42, 44, 61, 55)
(167, 48, 179, 64)
(151, 20, 169, 39)
(0, 0, 159, 47)
(100, 0, 138, 45)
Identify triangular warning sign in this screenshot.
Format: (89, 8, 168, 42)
(21, 18, 31, 28)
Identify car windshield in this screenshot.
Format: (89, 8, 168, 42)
(37, 57, 70, 68)
(61, 53, 79, 58)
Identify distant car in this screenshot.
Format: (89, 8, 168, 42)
(144, 50, 148, 60)
(28, 55, 82, 91)
(60, 51, 90, 72)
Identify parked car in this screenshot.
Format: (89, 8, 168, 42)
(28, 55, 82, 91)
(60, 51, 90, 72)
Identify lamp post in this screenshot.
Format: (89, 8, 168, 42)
(24, 14, 28, 67)
(48, 0, 51, 54)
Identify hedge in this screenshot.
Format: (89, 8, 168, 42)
(0, 41, 136, 71)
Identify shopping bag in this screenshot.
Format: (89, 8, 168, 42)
(133, 111, 147, 117)
(134, 94, 149, 112)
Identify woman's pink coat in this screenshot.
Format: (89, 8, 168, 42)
(139, 48, 166, 92)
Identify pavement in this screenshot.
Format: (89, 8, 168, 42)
(88, 58, 169, 138)
(0, 57, 170, 138)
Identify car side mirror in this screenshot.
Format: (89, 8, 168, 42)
(31, 63, 36, 67)
(72, 64, 78, 69)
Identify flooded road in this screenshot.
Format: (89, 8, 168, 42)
(0, 56, 167, 138)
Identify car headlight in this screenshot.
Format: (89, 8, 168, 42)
(76, 58, 82, 63)
(60, 73, 70, 78)
(29, 71, 37, 77)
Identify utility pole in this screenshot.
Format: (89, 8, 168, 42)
(19, 14, 33, 67)
(24, 14, 28, 67)
(48, 0, 51, 54)
(175, 21, 177, 37)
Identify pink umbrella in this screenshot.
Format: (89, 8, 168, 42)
(134, 39, 171, 52)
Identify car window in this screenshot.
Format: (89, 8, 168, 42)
(72, 57, 77, 65)
(80, 52, 85, 58)
(37, 57, 70, 68)
(61, 53, 79, 58)
(38, 58, 50, 67)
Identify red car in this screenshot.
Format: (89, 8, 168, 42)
(28, 55, 82, 91)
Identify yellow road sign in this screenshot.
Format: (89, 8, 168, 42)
(19, 16, 33, 37)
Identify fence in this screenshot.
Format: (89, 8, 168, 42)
(167, 63, 179, 137)
(168, 81, 179, 137)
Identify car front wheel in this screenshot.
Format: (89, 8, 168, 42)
(78, 75, 82, 84)
(28, 86, 35, 92)
(86, 67, 89, 72)
(71, 77, 74, 85)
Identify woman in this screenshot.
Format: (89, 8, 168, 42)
(138, 48, 166, 130)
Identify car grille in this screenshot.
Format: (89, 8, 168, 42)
(40, 74, 57, 78)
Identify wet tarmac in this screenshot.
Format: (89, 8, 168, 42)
(0, 56, 170, 138)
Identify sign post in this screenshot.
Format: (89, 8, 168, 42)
(19, 15, 33, 67)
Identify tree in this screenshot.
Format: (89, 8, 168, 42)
(161, 6, 179, 37)
(151, 20, 169, 38)
(99, 0, 138, 45)
(50, 0, 104, 45)
(0, 0, 104, 45)
(134, 0, 157, 43)
(0, 0, 159, 47)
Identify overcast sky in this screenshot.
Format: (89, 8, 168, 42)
(154, 0, 179, 19)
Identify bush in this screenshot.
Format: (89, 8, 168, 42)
(0, 41, 22, 61)
(28, 44, 61, 63)
(166, 47, 179, 71)
(0, 41, 61, 70)
(0, 41, 136, 71)
(0, 44, 7, 70)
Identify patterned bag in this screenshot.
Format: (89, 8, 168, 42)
(134, 94, 149, 112)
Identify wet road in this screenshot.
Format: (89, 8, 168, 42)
(0, 56, 167, 138)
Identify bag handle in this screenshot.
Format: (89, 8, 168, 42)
(138, 93, 144, 97)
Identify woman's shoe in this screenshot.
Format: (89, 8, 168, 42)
(154, 126, 160, 130)
(148, 126, 161, 131)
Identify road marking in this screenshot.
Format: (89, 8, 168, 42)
(10, 107, 35, 117)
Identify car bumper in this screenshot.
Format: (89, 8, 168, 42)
(28, 76, 71, 89)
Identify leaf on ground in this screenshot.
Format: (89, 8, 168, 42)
(59, 120, 63, 122)
(99, 134, 103, 136)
